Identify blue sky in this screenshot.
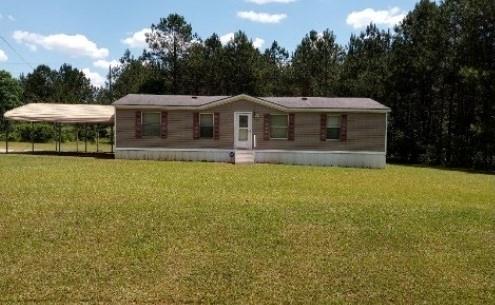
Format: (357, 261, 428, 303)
(0, 0, 418, 86)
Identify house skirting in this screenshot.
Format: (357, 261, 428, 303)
(114, 148, 386, 168)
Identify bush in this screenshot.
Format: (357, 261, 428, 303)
(15, 123, 56, 143)
(1, 123, 112, 143)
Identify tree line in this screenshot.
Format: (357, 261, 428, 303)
(0, 0, 493, 169)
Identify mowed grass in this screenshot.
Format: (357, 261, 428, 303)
(0, 155, 494, 305)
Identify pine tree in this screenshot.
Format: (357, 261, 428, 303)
(144, 14, 193, 94)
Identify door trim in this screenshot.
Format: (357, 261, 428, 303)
(234, 112, 253, 150)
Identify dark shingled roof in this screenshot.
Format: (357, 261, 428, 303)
(263, 97, 388, 110)
(113, 94, 390, 111)
(114, 94, 230, 107)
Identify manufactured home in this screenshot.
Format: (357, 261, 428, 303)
(113, 94, 390, 168)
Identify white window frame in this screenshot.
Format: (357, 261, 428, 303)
(270, 114, 289, 140)
(326, 114, 341, 141)
(141, 111, 161, 137)
(199, 112, 215, 139)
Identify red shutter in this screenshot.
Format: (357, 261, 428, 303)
(213, 112, 220, 140)
(320, 114, 327, 141)
(135, 111, 142, 139)
(263, 114, 271, 141)
(160, 112, 168, 139)
(288, 113, 295, 141)
(340, 114, 348, 142)
(193, 112, 200, 139)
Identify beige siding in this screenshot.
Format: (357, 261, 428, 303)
(116, 99, 386, 152)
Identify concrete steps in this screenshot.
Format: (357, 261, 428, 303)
(235, 150, 255, 164)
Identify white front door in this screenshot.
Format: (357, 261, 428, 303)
(234, 112, 253, 150)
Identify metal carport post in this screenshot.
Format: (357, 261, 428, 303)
(4, 121, 9, 154)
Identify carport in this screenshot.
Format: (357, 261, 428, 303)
(3, 103, 115, 154)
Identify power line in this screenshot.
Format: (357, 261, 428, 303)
(0, 34, 35, 70)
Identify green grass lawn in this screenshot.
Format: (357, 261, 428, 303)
(0, 155, 494, 305)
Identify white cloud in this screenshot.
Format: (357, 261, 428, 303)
(220, 32, 234, 45)
(247, 0, 295, 4)
(253, 37, 265, 49)
(220, 33, 265, 49)
(0, 49, 7, 62)
(82, 68, 106, 87)
(0, 13, 15, 21)
(346, 7, 406, 29)
(121, 28, 150, 48)
(12, 31, 109, 59)
(237, 11, 287, 24)
(93, 59, 121, 69)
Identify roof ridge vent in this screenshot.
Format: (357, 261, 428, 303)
(301, 97, 308, 100)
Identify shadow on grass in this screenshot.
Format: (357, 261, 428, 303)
(4, 151, 115, 159)
(388, 161, 495, 176)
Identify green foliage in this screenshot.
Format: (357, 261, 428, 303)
(20, 65, 57, 102)
(0, 157, 494, 304)
(109, 50, 161, 99)
(384, 0, 495, 169)
(182, 39, 208, 95)
(340, 24, 392, 99)
(260, 41, 291, 95)
(223, 31, 262, 95)
(202, 34, 228, 95)
(292, 30, 344, 96)
(55, 64, 94, 102)
(144, 13, 194, 94)
(0, 70, 22, 129)
(20, 64, 95, 103)
(6, 123, 107, 143)
(14, 123, 56, 142)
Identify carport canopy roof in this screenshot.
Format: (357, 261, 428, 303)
(4, 103, 115, 124)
